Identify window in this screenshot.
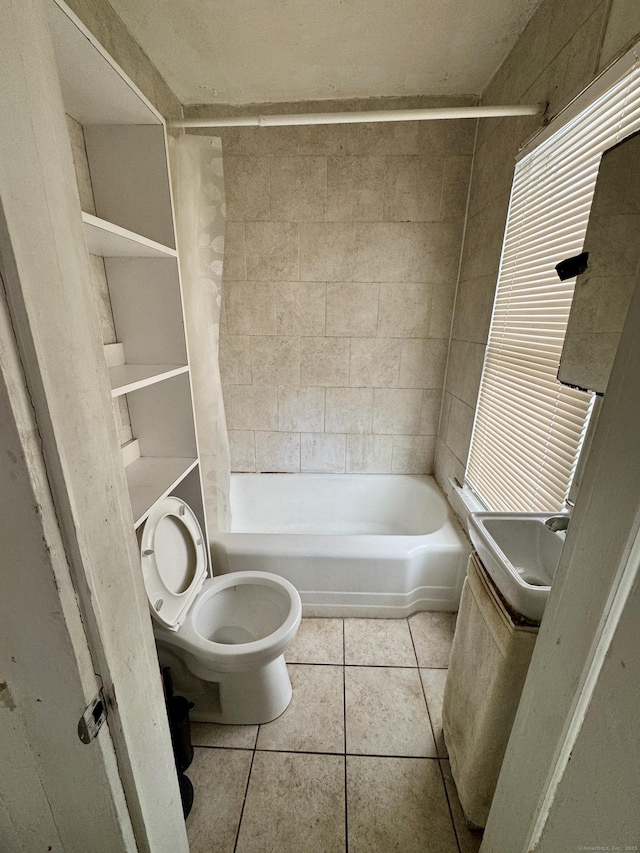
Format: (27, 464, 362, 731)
(466, 62, 640, 512)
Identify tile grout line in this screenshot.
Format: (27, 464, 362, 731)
(232, 724, 259, 853)
(342, 618, 349, 853)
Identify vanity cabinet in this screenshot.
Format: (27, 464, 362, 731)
(47, 0, 207, 536)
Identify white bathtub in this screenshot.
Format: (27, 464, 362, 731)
(210, 474, 471, 617)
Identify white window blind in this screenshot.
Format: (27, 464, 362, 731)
(466, 63, 640, 512)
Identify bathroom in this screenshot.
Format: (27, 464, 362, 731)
(1, 0, 640, 851)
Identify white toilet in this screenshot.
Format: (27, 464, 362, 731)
(139, 496, 301, 725)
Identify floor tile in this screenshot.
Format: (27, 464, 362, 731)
(346, 756, 459, 853)
(420, 667, 448, 758)
(345, 666, 436, 757)
(190, 721, 258, 750)
(409, 611, 457, 667)
(286, 617, 344, 664)
(186, 747, 252, 853)
(344, 617, 417, 666)
(256, 664, 344, 753)
(236, 751, 346, 852)
(442, 759, 483, 852)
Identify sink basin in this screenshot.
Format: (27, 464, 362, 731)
(467, 513, 566, 622)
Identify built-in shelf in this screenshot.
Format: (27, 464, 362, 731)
(124, 455, 199, 529)
(82, 212, 177, 258)
(108, 364, 189, 397)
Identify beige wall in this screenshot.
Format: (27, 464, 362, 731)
(435, 0, 640, 503)
(186, 97, 475, 473)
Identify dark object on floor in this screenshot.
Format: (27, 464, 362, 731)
(555, 251, 589, 281)
(162, 667, 195, 818)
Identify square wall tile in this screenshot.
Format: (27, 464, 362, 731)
(441, 155, 473, 221)
(223, 281, 276, 335)
(408, 612, 457, 668)
(278, 385, 325, 432)
(186, 748, 252, 853)
(373, 388, 423, 435)
(250, 336, 300, 386)
(236, 752, 345, 853)
(420, 389, 444, 435)
(219, 335, 251, 385)
(286, 617, 344, 664)
(325, 387, 373, 434)
(326, 155, 385, 221)
(299, 222, 355, 281)
(270, 155, 327, 221)
(256, 664, 344, 753)
(224, 155, 271, 221)
(347, 756, 459, 853)
(300, 337, 350, 386)
(392, 435, 437, 474)
(399, 339, 448, 389)
(297, 124, 359, 155)
(344, 619, 417, 666)
(227, 385, 277, 431)
(245, 221, 299, 281)
(349, 338, 402, 388)
(346, 434, 394, 473)
(228, 430, 256, 472)
(445, 395, 475, 466)
(357, 122, 419, 156)
(222, 221, 246, 280)
(345, 667, 435, 757)
(255, 431, 300, 472)
(377, 282, 433, 338)
(326, 283, 379, 337)
(383, 156, 445, 222)
(301, 432, 346, 473)
(276, 281, 326, 336)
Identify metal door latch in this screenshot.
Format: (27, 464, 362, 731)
(78, 688, 108, 744)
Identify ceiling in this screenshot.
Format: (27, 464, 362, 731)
(106, 0, 542, 106)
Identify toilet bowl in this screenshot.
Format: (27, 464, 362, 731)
(139, 496, 301, 724)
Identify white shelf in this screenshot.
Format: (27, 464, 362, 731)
(108, 364, 189, 397)
(82, 212, 177, 258)
(125, 456, 198, 529)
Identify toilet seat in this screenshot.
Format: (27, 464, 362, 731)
(140, 496, 208, 630)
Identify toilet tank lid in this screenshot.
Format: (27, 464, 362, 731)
(139, 496, 208, 630)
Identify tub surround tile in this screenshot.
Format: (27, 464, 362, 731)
(372, 388, 423, 435)
(228, 430, 256, 472)
(383, 156, 445, 222)
(357, 122, 420, 156)
(346, 756, 459, 853)
(286, 617, 344, 665)
(420, 668, 448, 758)
(224, 155, 271, 221)
(428, 283, 457, 339)
(223, 221, 247, 280)
(444, 395, 475, 466)
(250, 335, 300, 386)
(349, 337, 402, 388)
(409, 612, 457, 668)
(277, 385, 325, 432)
(326, 282, 379, 337)
(345, 666, 436, 758)
(191, 722, 258, 750)
(346, 434, 394, 473)
(300, 337, 350, 386)
(244, 221, 299, 281)
(325, 387, 373, 434)
(326, 155, 386, 222)
(299, 222, 356, 282)
(186, 748, 252, 853)
(223, 281, 276, 336)
(344, 619, 417, 667)
(301, 432, 346, 473)
(255, 431, 300, 473)
(392, 435, 437, 474)
(377, 282, 433, 338)
(270, 156, 327, 222)
(276, 281, 326, 336)
(442, 760, 483, 853)
(420, 389, 444, 435)
(399, 338, 449, 389)
(219, 335, 251, 385)
(227, 385, 277, 431)
(441, 155, 474, 221)
(235, 751, 346, 853)
(297, 124, 359, 156)
(256, 664, 344, 754)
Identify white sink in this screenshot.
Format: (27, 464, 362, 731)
(467, 513, 567, 622)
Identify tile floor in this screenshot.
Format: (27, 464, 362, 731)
(186, 614, 482, 853)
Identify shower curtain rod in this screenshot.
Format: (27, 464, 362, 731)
(176, 104, 541, 128)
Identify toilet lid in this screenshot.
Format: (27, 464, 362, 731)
(139, 496, 208, 630)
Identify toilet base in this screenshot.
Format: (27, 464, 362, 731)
(156, 641, 293, 725)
